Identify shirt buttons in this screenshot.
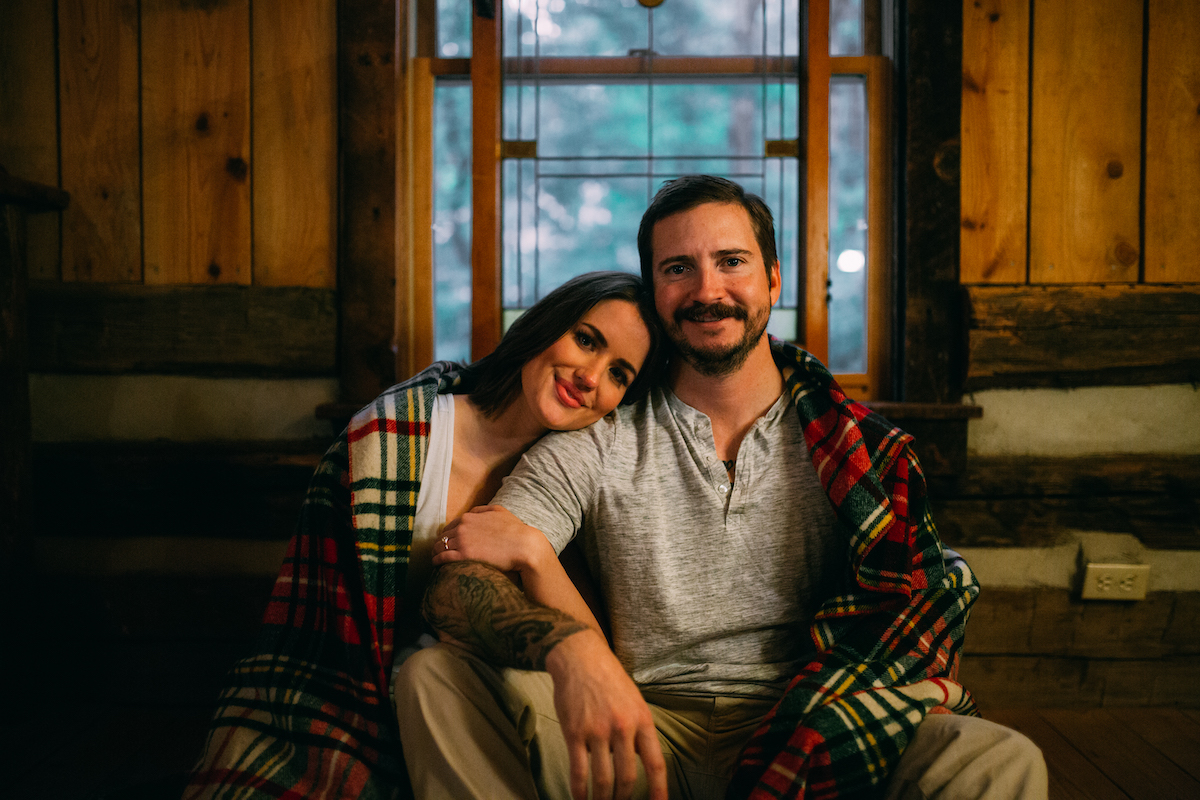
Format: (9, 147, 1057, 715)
(718, 483, 729, 494)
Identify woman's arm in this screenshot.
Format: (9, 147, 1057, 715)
(433, 505, 606, 639)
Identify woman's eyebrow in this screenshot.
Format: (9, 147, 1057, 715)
(580, 322, 608, 348)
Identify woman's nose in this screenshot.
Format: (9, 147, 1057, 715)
(574, 363, 600, 390)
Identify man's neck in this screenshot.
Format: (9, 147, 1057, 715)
(669, 339, 784, 459)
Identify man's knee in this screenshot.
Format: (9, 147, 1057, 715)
(888, 714, 1048, 800)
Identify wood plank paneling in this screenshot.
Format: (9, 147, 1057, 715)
(142, 0, 251, 286)
(59, 0, 142, 283)
(27, 284, 336, 375)
(966, 285, 1200, 388)
(1145, 0, 1200, 284)
(960, 0, 1028, 284)
(0, 0, 61, 281)
(251, 0, 336, 289)
(1030, 0, 1142, 284)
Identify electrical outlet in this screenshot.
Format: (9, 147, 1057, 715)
(1081, 563, 1150, 600)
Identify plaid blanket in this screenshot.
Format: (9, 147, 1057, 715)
(186, 341, 978, 799)
(186, 362, 463, 800)
(723, 339, 979, 799)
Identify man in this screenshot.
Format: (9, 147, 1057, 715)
(396, 176, 1046, 799)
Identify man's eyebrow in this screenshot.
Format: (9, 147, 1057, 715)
(714, 247, 753, 258)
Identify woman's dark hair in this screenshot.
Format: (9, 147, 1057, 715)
(636, 174, 778, 285)
(465, 270, 665, 418)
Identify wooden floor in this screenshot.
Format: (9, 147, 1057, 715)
(988, 708, 1200, 800)
(8, 706, 1200, 798)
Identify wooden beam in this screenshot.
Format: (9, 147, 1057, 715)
(31, 441, 322, 541)
(803, 0, 831, 362)
(932, 453, 1200, 551)
(897, 0, 965, 402)
(470, 4, 502, 360)
(27, 284, 337, 375)
(966, 285, 1200, 389)
(338, 0, 400, 400)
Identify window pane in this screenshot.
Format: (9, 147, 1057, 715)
(434, 83, 472, 363)
(438, 0, 471, 58)
(830, 0, 863, 55)
(828, 77, 867, 373)
(504, 172, 646, 308)
(517, 84, 650, 157)
(651, 82, 764, 157)
(504, 0, 648, 58)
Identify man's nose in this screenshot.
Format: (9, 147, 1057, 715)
(692, 265, 724, 302)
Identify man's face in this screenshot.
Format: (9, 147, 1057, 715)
(650, 202, 781, 376)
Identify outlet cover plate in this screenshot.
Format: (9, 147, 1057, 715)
(1081, 563, 1151, 600)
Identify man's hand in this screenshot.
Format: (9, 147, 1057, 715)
(546, 631, 668, 800)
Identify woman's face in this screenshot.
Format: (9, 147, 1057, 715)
(520, 298, 653, 431)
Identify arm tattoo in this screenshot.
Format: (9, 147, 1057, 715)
(422, 561, 587, 671)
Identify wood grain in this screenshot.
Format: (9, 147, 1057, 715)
(337, 0, 399, 401)
(804, 0, 831, 362)
(251, 0, 336, 289)
(27, 283, 336, 375)
(1144, 0, 1200, 284)
(1112, 708, 1200, 781)
(1041, 709, 1200, 799)
(58, 0, 142, 283)
(984, 710, 1126, 800)
(1030, 0, 1142, 284)
(470, 6, 503, 361)
(966, 284, 1200, 388)
(142, 0, 251, 285)
(960, 0, 1028, 284)
(0, 0, 61, 281)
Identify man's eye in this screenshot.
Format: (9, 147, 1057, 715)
(724, 257, 743, 268)
(664, 264, 686, 276)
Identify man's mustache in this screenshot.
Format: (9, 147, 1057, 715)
(675, 302, 748, 325)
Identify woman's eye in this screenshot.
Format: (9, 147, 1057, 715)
(609, 367, 629, 387)
(574, 330, 594, 349)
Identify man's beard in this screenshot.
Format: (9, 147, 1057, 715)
(666, 301, 771, 377)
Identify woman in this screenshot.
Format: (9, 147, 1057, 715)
(186, 271, 663, 800)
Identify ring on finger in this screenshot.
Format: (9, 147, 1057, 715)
(441, 535, 450, 551)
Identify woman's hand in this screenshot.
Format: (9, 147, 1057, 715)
(433, 505, 555, 578)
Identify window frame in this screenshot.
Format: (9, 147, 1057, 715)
(408, 0, 893, 399)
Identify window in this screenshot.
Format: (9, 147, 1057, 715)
(415, 0, 892, 399)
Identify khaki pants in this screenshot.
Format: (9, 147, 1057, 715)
(394, 644, 1047, 800)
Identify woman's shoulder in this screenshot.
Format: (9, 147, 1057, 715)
(343, 361, 470, 441)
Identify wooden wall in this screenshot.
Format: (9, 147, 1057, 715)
(960, 0, 1200, 390)
(0, 0, 351, 379)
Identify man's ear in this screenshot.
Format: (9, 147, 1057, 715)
(768, 260, 782, 305)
